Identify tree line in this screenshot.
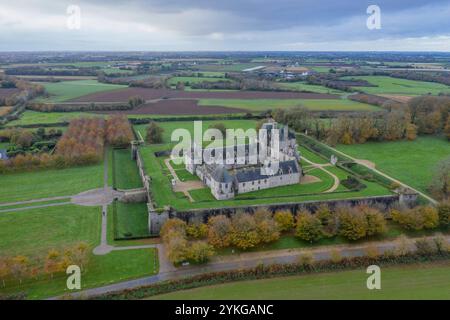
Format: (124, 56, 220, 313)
(0, 116, 134, 173)
(160, 201, 449, 265)
(0, 242, 89, 289)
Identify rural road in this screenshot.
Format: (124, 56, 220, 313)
(56, 235, 450, 299)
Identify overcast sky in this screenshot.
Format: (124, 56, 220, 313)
(0, 0, 449, 51)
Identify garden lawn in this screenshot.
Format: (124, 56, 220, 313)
(0, 164, 104, 203)
(6, 110, 101, 126)
(336, 136, 450, 194)
(198, 99, 378, 112)
(0, 205, 101, 257)
(113, 148, 142, 189)
(341, 76, 450, 95)
(149, 261, 450, 300)
(35, 79, 127, 103)
(113, 202, 150, 239)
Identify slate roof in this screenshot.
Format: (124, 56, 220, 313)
(233, 160, 299, 183)
(211, 165, 233, 183)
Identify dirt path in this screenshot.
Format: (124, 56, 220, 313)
(301, 156, 340, 193)
(164, 158, 204, 202)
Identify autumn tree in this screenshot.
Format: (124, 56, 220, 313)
(186, 241, 215, 264)
(295, 210, 323, 243)
(207, 215, 232, 248)
(429, 157, 450, 200)
(186, 222, 208, 239)
(146, 121, 164, 144)
(337, 207, 368, 241)
(437, 200, 450, 227)
(359, 206, 387, 236)
(273, 210, 294, 232)
(160, 218, 187, 243)
(230, 212, 260, 250)
(315, 204, 338, 237)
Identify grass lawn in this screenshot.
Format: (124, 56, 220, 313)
(6, 110, 101, 126)
(113, 202, 150, 239)
(112, 148, 142, 189)
(2, 248, 158, 299)
(198, 99, 378, 112)
(35, 80, 127, 103)
(136, 119, 391, 211)
(0, 205, 101, 257)
(0, 164, 104, 203)
(149, 261, 450, 300)
(341, 76, 450, 95)
(336, 136, 450, 194)
(140, 146, 391, 211)
(277, 82, 345, 94)
(0, 202, 158, 299)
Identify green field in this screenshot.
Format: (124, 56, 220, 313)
(150, 262, 450, 300)
(336, 136, 450, 194)
(0, 205, 101, 256)
(277, 82, 344, 94)
(0, 164, 104, 203)
(0, 201, 158, 299)
(6, 110, 101, 126)
(35, 80, 127, 103)
(113, 202, 150, 239)
(112, 148, 142, 189)
(342, 76, 450, 95)
(198, 99, 378, 112)
(167, 76, 231, 87)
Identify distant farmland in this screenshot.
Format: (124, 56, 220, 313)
(342, 76, 450, 95)
(36, 79, 127, 103)
(198, 98, 378, 112)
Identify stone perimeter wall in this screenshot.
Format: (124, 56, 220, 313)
(149, 194, 404, 235)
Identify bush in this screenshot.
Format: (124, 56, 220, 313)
(146, 122, 164, 144)
(186, 222, 208, 239)
(414, 239, 437, 256)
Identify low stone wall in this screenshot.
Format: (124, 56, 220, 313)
(169, 194, 401, 225)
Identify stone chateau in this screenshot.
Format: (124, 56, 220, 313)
(185, 121, 302, 200)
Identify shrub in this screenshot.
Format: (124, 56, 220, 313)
(273, 210, 294, 232)
(364, 245, 380, 259)
(297, 252, 314, 266)
(295, 210, 323, 242)
(414, 239, 437, 256)
(329, 249, 342, 263)
(391, 206, 439, 231)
